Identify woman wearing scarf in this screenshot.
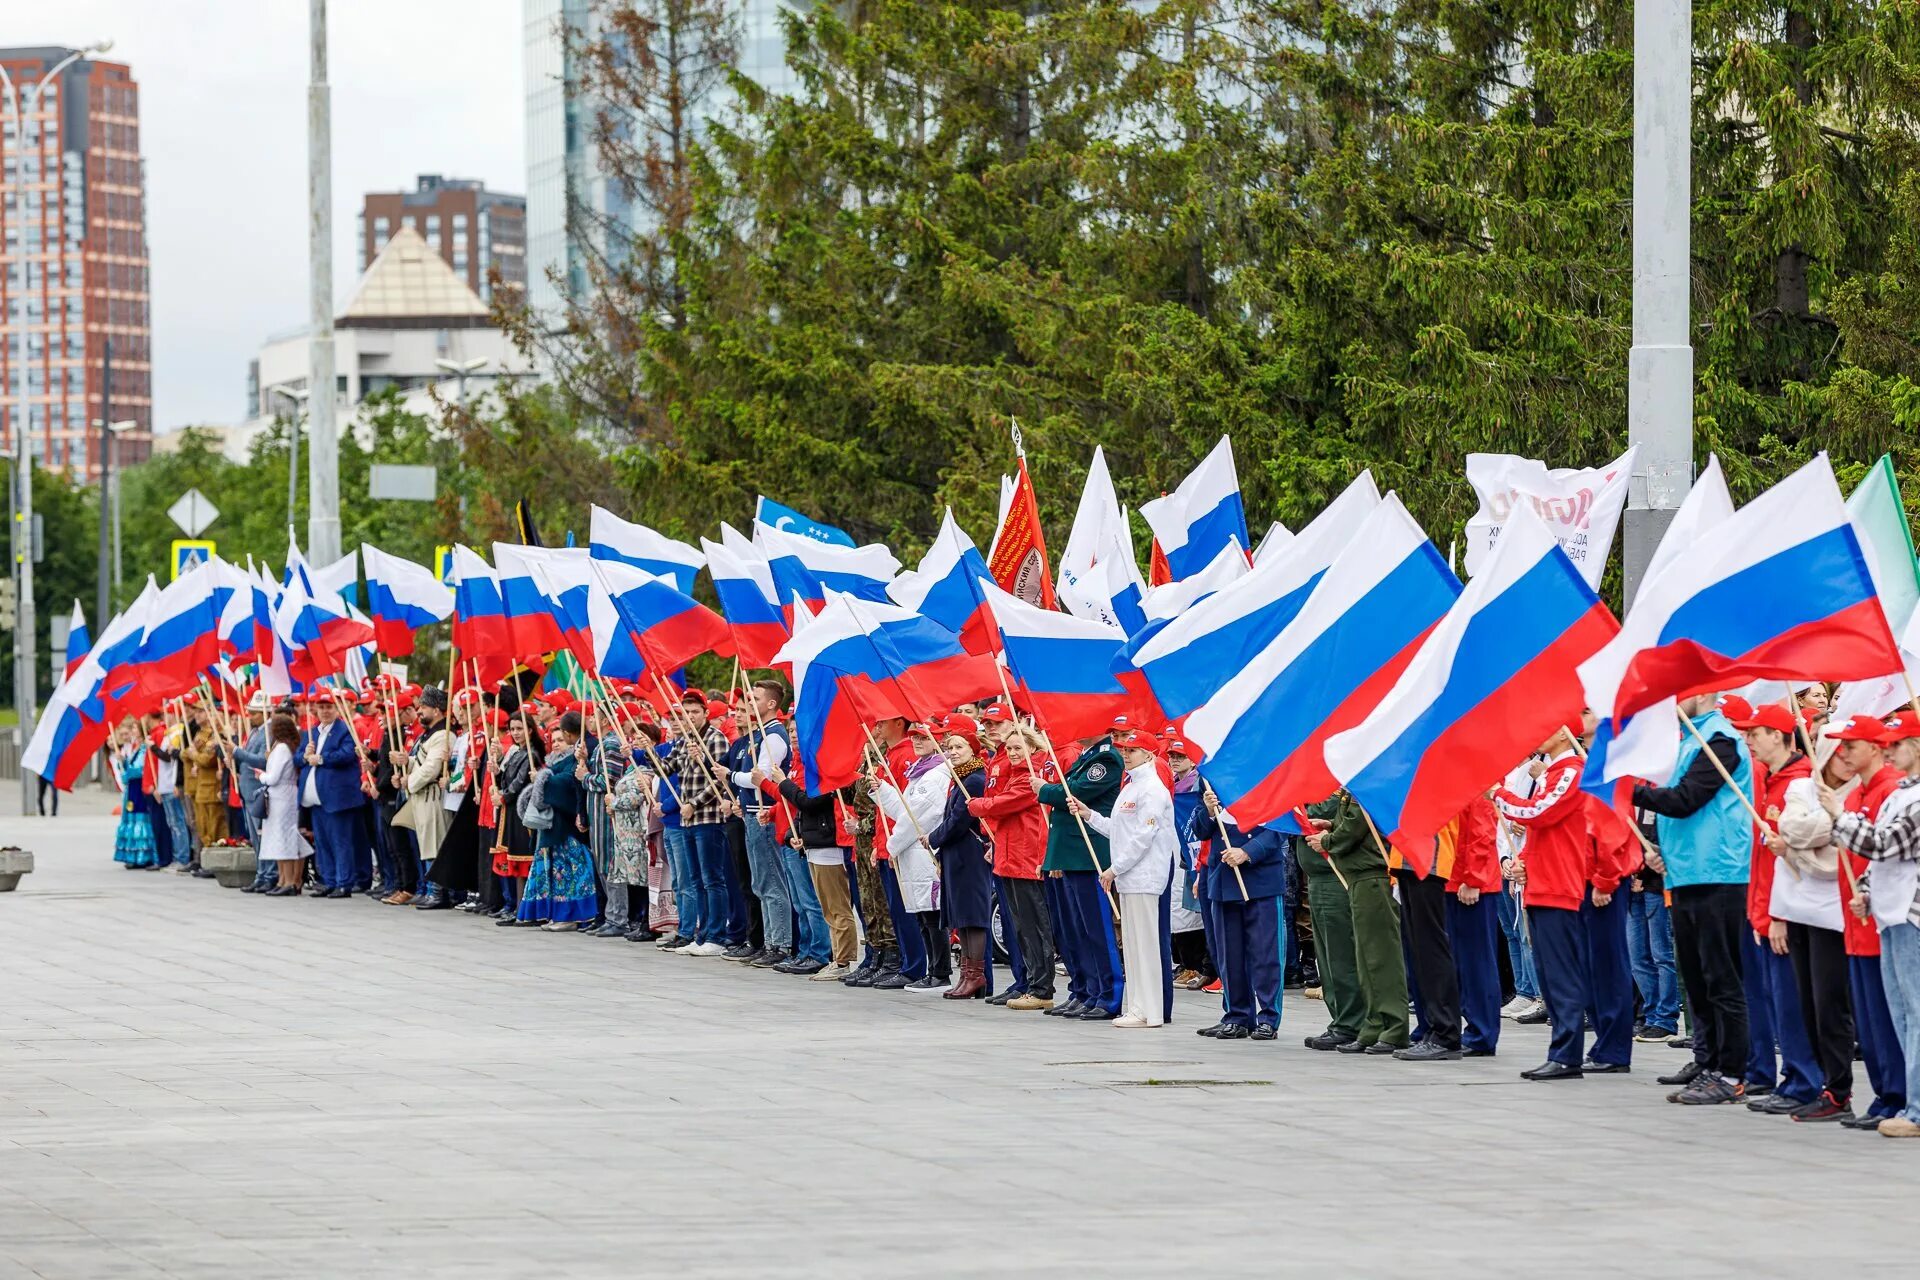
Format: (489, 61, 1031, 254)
(112, 722, 157, 869)
(518, 712, 601, 931)
(930, 715, 994, 1000)
(608, 723, 662, 942)
(491, 712, 544, 926)
(874, 723, 952, 992)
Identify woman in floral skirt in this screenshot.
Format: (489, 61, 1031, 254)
(113, 723, 157, 869)
(518, 713, 600, 931)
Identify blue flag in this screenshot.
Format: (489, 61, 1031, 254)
(756, 496, 855, 548)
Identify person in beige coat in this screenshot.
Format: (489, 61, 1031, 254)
(393, 687, 452, 904)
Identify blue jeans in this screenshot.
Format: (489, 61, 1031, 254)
(160, 794, 193, 864)
(779, 843, 830, 963)
(682, 823, 736, 946)
(1495, 883, 1538, 1000)
(660, 826, 696, 938)
(742, 812, 794, 952)
(1878, 921, 1920, 1125)
(1625, 886, 1680, 1031)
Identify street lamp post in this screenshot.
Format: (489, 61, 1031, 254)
(2, 40, 111, 813)
(270, 384, 310, 537)
(306, 0, 341, 567)
(433, 356, 490, 407)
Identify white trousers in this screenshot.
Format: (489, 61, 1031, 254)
(1119, 892, 1165, 1026)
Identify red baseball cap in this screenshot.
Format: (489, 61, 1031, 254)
(1735, 703, 1797, 736)
(1718, 694, 1754, 725)
(904, 721, 936, 740)
(1831, 715, 1888, 744)
(1164, 736, 1205, 763)
(1883, 712, 1920, 743)
(977, 703, 1017, 725)
(1114, 727, 1162, 754)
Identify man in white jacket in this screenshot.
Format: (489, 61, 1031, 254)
(1072, 728, 1176, 1028)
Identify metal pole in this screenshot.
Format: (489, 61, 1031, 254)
(306, 0, 341, 565)
(289, 407, 301, 533)
(111, 455, 121, 591)
(1623, 0, 1694, 607)
(97, 340, 112, 626)
(16, 435, 34, 815)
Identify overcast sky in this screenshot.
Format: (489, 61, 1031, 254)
(27, 0, 526, 430)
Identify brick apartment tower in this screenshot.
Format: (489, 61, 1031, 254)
(0, 46, 152, 479)
(360, 175, 526, 304)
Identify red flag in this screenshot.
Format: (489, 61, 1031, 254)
(1148, 537, 1172, 587)
(988, 456, 1055, 609)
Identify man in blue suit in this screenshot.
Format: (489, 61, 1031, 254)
(301, 694, 370, 898)
(1191, 790, 1290, 1042)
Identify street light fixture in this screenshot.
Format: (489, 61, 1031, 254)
(270, 384, 310, 536)
(433, 356, 491, 407)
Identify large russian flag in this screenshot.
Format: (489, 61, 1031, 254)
(1325, 506, 1620, 868)
(449, 544, 512, 660)
(756, 521, 899, 617)
(492, 543, 583, 662)
(63, 602, 90, 679)
(119, 563, 229, 706)
(1580, 452, 1903, 727)
(1184, 494, 1462, 829)
(978, 578, 1140, 741)
(1139, 435, 1251, 581)
(589, 505, 705, 595)
(362, 543, 454, 656)
(1128, 470, 1380, 722)
(887, 508, 996, 655)
(774, 596, 919, 795)
(588, 559, 732, 681)
(277, 554, 376, 684)
(702, 523, 789, 668)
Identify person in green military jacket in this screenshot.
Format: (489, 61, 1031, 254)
(1306, 789, 1410, 1054)
(1037, 733, 1126, 1021)
(1301, 795, 1365, 1050)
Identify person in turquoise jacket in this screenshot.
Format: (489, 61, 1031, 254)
(1037, 735, 1125, 1021)
(1633, 693, 1754, 1103)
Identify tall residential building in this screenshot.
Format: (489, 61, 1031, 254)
(0, 46, 152, 479)
(521, 0, 799, 322)
(359, 174, 526, 304)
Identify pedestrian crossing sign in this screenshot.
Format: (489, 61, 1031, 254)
(172, 539, 216, 580)
(434, 545, 454, 583)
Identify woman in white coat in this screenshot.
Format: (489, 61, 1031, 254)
(1773, 724, 1859, 1118)
(875, 723, 952, 992)
(1072, 727, 1176, 1028)
(258, 714, 310, 896)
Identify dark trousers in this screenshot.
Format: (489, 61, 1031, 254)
(1447, 893, 1503, 1054)
(312, 806, 360, 891)
(1528, 905, 1591, 1067)
(1669, 883, 1750, 1079)
(388, 810, 420, 894)
(1156, 886, 1176, 1023)
(370, 799, 400, 892)
(1743, 929, 1821, 1101)
(357, 804, 384, 893)
(1216, 895, 1282, 1029)
(724, 817, 760, 950)
(1583, 890, 1635, 1068)
(992, 873, 1028, 994)
(1396, 868, 1462, 1050)
(1851, 953, 1909, 1117)
(882, 861, 927, 979)
(1001, 875, 1055, 999)
(917, 911, 950, 982)
(1787, 922, 1855, 1103)
(1061, 870, 1123, 1013)
(1047, 874, 1086, 1002)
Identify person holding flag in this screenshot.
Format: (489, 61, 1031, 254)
(1071, 726, 1177, 1028)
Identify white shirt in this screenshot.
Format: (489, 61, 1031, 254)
(301, 722, 328, 808)
(731, 728, 790, 807)
(1082, 763, 1176, 895)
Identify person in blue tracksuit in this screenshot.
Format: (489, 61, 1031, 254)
(1190, 789, 1289, 1041)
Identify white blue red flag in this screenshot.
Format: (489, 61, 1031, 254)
(702, 523, 789, 667)
(887, 508, 996, 655)
(63, 602, 90, 679)
(589, 506, 705, 595)
(362, 544, 454, 657)
(755, 522, 898, 617)
(1139, 435, 1250, 582)
(978, 579, 1140, 741)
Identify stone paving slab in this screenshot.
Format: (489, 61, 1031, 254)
(2, 812, 1915, 1279)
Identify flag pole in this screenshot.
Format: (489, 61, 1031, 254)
(1026, 722, 1122, 917)
(1562, 724, 1665, 870)
(1677, 709, 1774, 835)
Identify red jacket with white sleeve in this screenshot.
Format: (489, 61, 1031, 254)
(1493, 752, 1589, 911)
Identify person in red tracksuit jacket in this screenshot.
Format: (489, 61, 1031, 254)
(1495, 727, 1611, 1081)
(1582, 789, 1642, 1074)
(969, 725, 1059, 1010)
(1446, 795, 1504, 1056)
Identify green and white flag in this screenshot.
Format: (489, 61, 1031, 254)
(1833, 456, 1920, 722)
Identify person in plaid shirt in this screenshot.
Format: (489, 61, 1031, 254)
(655, 691, 741, 957)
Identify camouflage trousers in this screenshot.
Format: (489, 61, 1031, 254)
(854, 849, 896, 952)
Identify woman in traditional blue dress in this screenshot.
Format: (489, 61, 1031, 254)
(518, 713, 601, 931)
(113, 723, 157, 869)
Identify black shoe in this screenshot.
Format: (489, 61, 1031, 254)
(1304, 1030, 1358, 1052)
(326, 887, 351, 899)
(1048, 999, 1086, 1018)
(845, 965, 878, 988)
(1582, 1059, 1631, 1075)
(590, 923, 623, 937)
(871, 968, 910, 990)
(1336, 1038, 1372, 1055)
(240, 882, 260, 894)
(415, 893, 451, 911)
(625, 928, 659, 942)
(1657, 1060, 1705, 1087)
(1635, 1024, 1678, 1043)
(1746, 1083, 1775, 1098)
(1250, 1024, 1277, 1042)
(1749, 1092, 1805, 1114)
(1791, 1094, 1853, 1123)
(1075, 1005, 1116, 1021)
(1196, 1022, 1229, 1038)
(772, 957, 806, 974)
(192, 867, 217, 879)
(723, 943, 757, 960)
(1841, 1111, 1884, 1131)
(788, 958, 827, 976)
(1396, 1041, 1463, 1062)
(1362, 1041, 1400, 1056)
(1213, 1024, 1252, 1040)
(1464, 1047, 1497, 1058)
(1514, 1006, 1549, 1025)
(752, 949, 790, 969)
(985, 989, 1016, 1006)
(1521, 1061, 1584, 1081)
(495, 914, 522, 926)
(1670, 1072, 1743, 1106)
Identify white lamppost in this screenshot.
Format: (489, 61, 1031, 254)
(270, 384, 310, 537)
(434, 356, 491, 407)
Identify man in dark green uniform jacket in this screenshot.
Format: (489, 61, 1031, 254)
(1308, 790, 1410, 1053)
(1302, 795, 1365, 1050)
(1037, 736, 1125, 1020)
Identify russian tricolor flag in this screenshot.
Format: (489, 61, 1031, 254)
(755, 521, 899, 616)
(493, 543, 595, 664)
(588, 559, 732, 682)
(1183, 494, 1462, 829)
(362, 543, 454, 656)
(589, 505, 705, 595)
(1579, 452, 1903, 728)
(277, 550, 376, 683)
(1325, 506, 1620, 869)
(978, 578, 1141, 741)
(121, 562, 229, 705)
(450, 544, 512, 661)
(702, 523, 789, 668)
(1128, 471, 1381, 723)
(887, 508, 995, 655)
(63, 602, 90, 679)
(1139, 435, 1250, 582)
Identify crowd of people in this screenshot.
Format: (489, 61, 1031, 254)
(101, 673, 1920, 1138)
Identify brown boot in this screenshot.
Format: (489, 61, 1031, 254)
(944, 955, 987, 1000)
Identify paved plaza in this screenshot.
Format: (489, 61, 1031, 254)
(1, 806, 1915, 1279)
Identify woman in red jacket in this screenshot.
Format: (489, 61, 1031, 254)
(1446, 795, 1504, 1057)
(969, 725, 1058, 1011)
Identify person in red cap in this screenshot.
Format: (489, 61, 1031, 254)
(1070, 727, 1176, 1028)
(928, 715, 995, 999)
(971, 723, 1058, 1010)
(873, 721, 954, 991)
(1731, 701, 1825, 1115)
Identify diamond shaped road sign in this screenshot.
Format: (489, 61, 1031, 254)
(168, 488, 219, 539)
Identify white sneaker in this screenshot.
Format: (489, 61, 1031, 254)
(689, 942, 726, 957)
(1500, 996, 1531, 1019)
(1111, 1015, 1150, 1029)
(809, 963, 851, 983)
